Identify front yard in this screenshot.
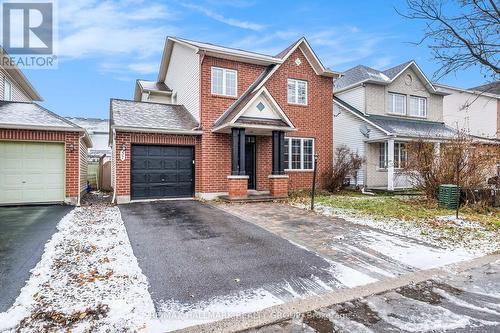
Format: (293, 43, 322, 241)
(289, 191, 500, 255)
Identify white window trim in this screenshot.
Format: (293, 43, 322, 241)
(409, 95, 427, 118)
(287, 78, 308, 105)
(377, 141, 407, 170)
(387, 92, 406, 116)
(211, 66, 237, 97)
(4, 78, 12, 101)
(284, 137, 315, 171)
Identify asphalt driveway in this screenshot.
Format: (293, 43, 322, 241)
(0, 205, 73, 312)
(120, 201, 344, 312)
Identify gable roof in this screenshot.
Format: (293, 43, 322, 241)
(158, 36, 339, 82)
(334, 60, 445, 95)
(65, 117, 109, 133)
(0, 101, 92, 146)
(334, 97, 457, 140)
(433, 82, 500, 99)
(110, 99, 200, 135)
(1, 48, 42, 101)
(469, 81, 500, 95)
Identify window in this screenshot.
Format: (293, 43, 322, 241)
(387, 93, 406, 115)
(3, 78, 12, 101)
(287, 79, 307, 105)
(211, 67, 237, 97)
(409, 96, 427, 117)
(378, 142, 407, 169)
(284, 137, 314, 170)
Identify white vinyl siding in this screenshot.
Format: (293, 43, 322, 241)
(165, 42, 200, 120)
(0, 69, 32, 102)
(3, 78, 12, 101)
(287, 79, 307, 105)
(284, 137, 314, 171)
(79, 139, 88, 194)
(335, 86, 365, 112)
(0, 142, 65, 204)
(387, 92, 406, 115)
(409, 96, 427, 117)
(211, 67, 237, 97)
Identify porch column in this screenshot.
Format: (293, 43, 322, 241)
(272, 131, 286, 175)
(239, 128, 246, 175)
(387, 138, 395, 191)
(231, 128, 239, 175)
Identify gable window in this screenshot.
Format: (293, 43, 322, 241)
(3, 78, 12, 101)
(387, 93, 406, 115)
(287, 79, 307, 105)
(378, 142, 407, 169)
(211, 67, 237, 97)
(284, 137, 314, 170)
(409, 96, 427, 117)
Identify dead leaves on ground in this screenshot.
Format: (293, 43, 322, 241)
(77, 268, 114, 286)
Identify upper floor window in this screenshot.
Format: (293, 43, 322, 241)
(211, 67, 237, 97)
(287, 79, 307, 105)
(284, 137, 314, 170)
(3, 78, 12, 101)
(387, 92, 406, 115)
(409, 96, 427, 117)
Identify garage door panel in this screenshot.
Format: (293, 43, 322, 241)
(131, 145, 194, 200)
(131, 159, 148, 170)
(132, 145, 148, 156)
(0, 142, 65, 205)
(147, 159, 163, 170)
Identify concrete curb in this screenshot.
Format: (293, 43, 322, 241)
(173, 253, 500, 333)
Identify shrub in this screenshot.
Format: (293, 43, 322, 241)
(329, 146, 364, 192)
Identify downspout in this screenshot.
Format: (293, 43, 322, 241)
(111, 128, 117, 204)
(77, 133, 85, 207)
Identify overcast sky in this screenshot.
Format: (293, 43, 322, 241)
(20, 0, 488, 119)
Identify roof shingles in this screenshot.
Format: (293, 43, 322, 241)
(0, 101, 81, 129)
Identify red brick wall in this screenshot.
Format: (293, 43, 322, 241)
(114, 131, 201, 196)
(199, 56, 265, 192)
(265, 47, 333, 189)
(0, 128, 81, 198)
(198, 46, 333, 193)
(227, 177, 249, 199)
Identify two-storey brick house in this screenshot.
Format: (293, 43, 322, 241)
(110, 37, 339, 203)
(333, 60, 456, 191)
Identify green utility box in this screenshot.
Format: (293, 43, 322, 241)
(438, 184, 460, 209)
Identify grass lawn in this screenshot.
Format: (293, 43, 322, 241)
(289, 191, 500, 229)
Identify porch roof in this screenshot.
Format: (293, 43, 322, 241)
(334, 97, 458, 140)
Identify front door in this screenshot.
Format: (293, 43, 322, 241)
(245, 136, 256, 190)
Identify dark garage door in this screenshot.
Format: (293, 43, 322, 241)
(131, 145, 194, 200)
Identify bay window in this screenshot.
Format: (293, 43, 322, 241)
(284, 137, 314, 170)
(211, 67, 237, 97)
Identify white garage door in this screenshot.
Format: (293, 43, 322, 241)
(0, 141, 65, 204)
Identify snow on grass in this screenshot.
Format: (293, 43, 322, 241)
(0, 200, 156, 332)
(292, 203, 499, 257)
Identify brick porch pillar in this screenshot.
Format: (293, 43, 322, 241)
(227, 175, 249, 199)
(268, 175, 289, 197)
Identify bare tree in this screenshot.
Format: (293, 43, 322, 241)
(398, 0, 500, 81)
(329, 146, 364, 192)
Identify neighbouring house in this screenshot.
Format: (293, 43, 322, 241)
(333, 60, 457, 191)
(435, 81, 500, 140)
(0, 49, 92, 205)
(65, 117, 112, 191)
(110, 36, 338, 203)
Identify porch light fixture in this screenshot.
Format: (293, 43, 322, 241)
(68, 143, 75, 152)
(121, 143, 126, 151)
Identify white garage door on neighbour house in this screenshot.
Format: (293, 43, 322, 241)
(0, 141, 65, 205)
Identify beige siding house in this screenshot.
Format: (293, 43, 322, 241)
(334, 60, 456, 191)
(436, 82, 500, 140)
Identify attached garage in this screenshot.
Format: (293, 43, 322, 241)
(0, 101, 93, 205)
(0, 142, 65, 204)
(130, 144, 194, 200)
(110, 99, 201, 204)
